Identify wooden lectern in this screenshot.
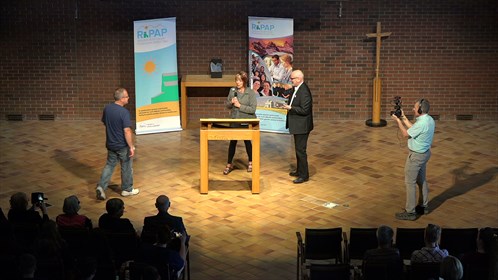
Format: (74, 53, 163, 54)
(200, 118, 260, 194)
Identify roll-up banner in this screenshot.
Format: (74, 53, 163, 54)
(248, 17, 294, 133)
(134, 17, 181, 135)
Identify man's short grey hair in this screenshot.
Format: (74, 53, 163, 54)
(114, 88, 127, 101)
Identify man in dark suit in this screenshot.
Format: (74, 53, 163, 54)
(283, 70, 314, 184)
(143, 195, 188, 250)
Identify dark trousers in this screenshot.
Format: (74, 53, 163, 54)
(294, 133, 310, 179)
(227, 140, 252, 164)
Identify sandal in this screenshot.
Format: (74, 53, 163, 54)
(247, 161, 252, 172)
(223, 164, 233, 175)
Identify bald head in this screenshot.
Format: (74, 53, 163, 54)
(155, 195, 171, 212)
(292, 70, 304, 79)
(290, 70, 304, 87)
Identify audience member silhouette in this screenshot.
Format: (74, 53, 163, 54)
(362, 225, 403, 279)
(98, 198, 136, 234)
(33, 219, 70, 279)
(0, 206, 15, 244)
(34, 220, 67, 259)
(439, 255, 464, 280)
(460, 227, 494, 279)
(411, 224, 449, 263)
(143, 195, 188, 250)
(0, 207, 8, 226)
(74, 256, 97, 280)
(18, 253, 37, 279)
(136, 225, 187, 280)
(56, 195, 93, 230)
(141, 265, 161, 280)
(8, 192, 49, 225)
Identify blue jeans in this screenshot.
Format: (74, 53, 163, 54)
(98, 147, 133, 192)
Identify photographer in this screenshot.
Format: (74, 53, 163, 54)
(8, 192, 49, 225)
(391, 99, 435, 221)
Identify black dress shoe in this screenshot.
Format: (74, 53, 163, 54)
(293, 177, 309, 184)
(289, 171, 299, 177)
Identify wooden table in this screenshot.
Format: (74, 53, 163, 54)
(200, 118, 260, 194)
(181, 75, 234, 129)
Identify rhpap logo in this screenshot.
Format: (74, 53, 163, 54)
(137, 24, 168, 39)
(252, 21, 275, 31)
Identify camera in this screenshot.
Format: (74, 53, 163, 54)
(390, 96, 403, 118)
(31, 192, 46, 204)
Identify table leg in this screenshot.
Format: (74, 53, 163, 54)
(251, 130, 260, 194)
(181, 82, 187, 129)
(200, 130, 209, 194)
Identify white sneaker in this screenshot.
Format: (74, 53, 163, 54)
(96, 186, 106, 200)
(121, 188, 140, 197)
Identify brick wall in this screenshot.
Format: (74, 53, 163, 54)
(1, 0, 497, 121)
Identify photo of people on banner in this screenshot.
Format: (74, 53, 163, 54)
(248, 17, 293, 133)
(250, 52, 294, 98)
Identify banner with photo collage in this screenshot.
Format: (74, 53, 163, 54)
(134, 17, 181, 135)
(248, 17, 294, 133)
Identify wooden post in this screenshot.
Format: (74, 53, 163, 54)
(366, 22, 391, 127)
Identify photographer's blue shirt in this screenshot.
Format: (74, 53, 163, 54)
(407, 114, 435, 153)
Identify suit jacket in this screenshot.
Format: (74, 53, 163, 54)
(286, 82, 314, 134)
(143, 211, 187, 236)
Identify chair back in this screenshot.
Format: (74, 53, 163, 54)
(464, 262, 489, 280)
(362, 257, 403, 280)
(88, 228, 116, 279)
(408, 262, 440, 280)
(347, 228, 378, 261)
(309, 263, 350, 280)
(395, 228, 425, 260)
(440, 228, 478, 257)
(104, 231, 139, 269)
(35, 257, 65, 280)
(305, 228, 343, 262)
(127, 261, 171, 280)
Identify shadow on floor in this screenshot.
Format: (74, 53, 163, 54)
(429, 165, 498, 212)
(54, 149, 100, 184)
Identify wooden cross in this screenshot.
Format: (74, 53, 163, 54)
(365, 22, 391, 126)
(366, 22, 391, 79)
